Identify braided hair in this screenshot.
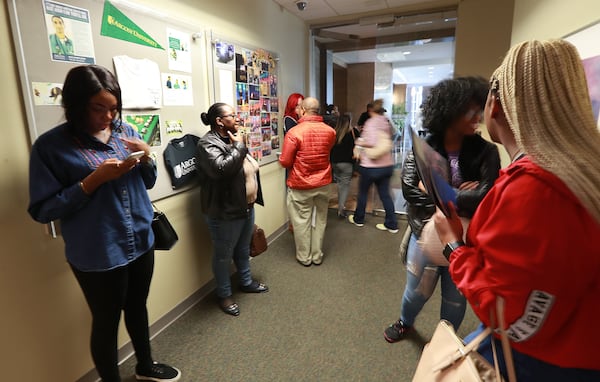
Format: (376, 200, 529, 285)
(494, 39, 600, 223)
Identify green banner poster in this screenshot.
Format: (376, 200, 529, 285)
(100, 1, 164, 50)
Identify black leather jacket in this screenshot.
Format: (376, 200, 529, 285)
(196, 130, 264, 220)
(402, 133, 500, 237)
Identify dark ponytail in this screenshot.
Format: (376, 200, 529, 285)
(201, 103, 227, 130)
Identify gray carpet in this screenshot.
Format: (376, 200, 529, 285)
(119, 210, 479, 381)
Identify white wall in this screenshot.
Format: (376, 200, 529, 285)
(0, 0, 306, 380)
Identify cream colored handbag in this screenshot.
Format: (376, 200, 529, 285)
(412, 298, 516, 382)
(412, 321, 498, 381)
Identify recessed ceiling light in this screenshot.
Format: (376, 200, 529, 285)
(403, 51, 411, 55)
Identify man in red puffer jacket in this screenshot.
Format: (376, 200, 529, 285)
(279, 97, 336, 267)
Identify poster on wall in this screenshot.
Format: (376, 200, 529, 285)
(565, 20, 600, 128)
(32, 82, 63, 105)
(212, 38, 279, 165)
(113, 55, 162, 109)
(124, 114, 162, 147)
(43, 0, 96, 64)
(167, 28, 192, 73)
(162, 73, 193, 105)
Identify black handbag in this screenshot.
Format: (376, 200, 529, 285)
(151, 204, 178, 250)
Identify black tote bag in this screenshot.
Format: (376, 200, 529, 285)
(151, 205, 178, 250)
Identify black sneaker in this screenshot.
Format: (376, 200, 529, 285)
(136, 362, 181, 381)
(383, 320, 413, 343)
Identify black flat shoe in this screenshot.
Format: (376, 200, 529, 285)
(239, 280, 269, 293)
(219, 298, 240, 316)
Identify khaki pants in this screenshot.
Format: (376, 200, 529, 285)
(287, 184, 330, 265)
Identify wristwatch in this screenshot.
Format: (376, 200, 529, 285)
(443, 241, 465, 260)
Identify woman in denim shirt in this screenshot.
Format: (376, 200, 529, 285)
(28, 65, 180, 382)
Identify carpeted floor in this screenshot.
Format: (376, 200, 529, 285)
(119, 209, 479, 381)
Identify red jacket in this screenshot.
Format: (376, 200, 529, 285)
(449, 157, 600, 370)
(279, 115, 335, 190)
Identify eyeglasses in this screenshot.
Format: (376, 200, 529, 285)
(219, 114, 237, 119)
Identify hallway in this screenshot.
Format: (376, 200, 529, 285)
(119, 210, 478, 381)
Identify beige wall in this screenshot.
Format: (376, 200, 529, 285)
(3, 0, 599, 380)
(0, 0, 305, 380)
(454, 0, 516, 167)
(455, 0, 515, 79)
(512, 0, 600, 43)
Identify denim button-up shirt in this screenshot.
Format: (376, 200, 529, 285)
(28, 121, 157, 271)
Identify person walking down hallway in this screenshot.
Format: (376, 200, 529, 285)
(279, 97, 336, 266)
(330, 114, 356, 218)
(348, 99, 398, 233)
(27, 65, 180, 382)
(384, 76, 500, 344)
(195, 103, 268, 317)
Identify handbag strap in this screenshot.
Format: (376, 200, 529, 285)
(496, 296, 517, 382)
(151, 202, 160, 213)
(489, 302, 502, 381)
(432, 325, 492, 372)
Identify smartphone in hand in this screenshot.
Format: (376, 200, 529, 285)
(126, 150, 145, 161)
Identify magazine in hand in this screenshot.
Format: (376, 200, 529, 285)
(410, 129, 456, 217)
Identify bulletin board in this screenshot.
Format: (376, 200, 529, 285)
(8, 0, 210, 201)
(207, 32, 281, 165)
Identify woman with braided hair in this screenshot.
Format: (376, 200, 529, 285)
(434, 39, 600, 380)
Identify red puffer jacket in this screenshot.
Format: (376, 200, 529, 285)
(279, 115, 336, 190)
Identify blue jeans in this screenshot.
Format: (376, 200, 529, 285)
(400, 233, 466, 328)
(466, 323, 600, 381)
(354, 165, 398, 230)
(332, 162, 353, 214)
(205, 208, 254, 299)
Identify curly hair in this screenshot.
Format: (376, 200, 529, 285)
(420, 76, 488, 139)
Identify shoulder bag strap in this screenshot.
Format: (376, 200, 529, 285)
(496, 296, 517, 382)
(431, 325, 492, 373)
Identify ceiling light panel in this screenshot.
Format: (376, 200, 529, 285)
(324, 0, 390, 15)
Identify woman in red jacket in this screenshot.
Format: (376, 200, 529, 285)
(435, 39, 600, 381)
